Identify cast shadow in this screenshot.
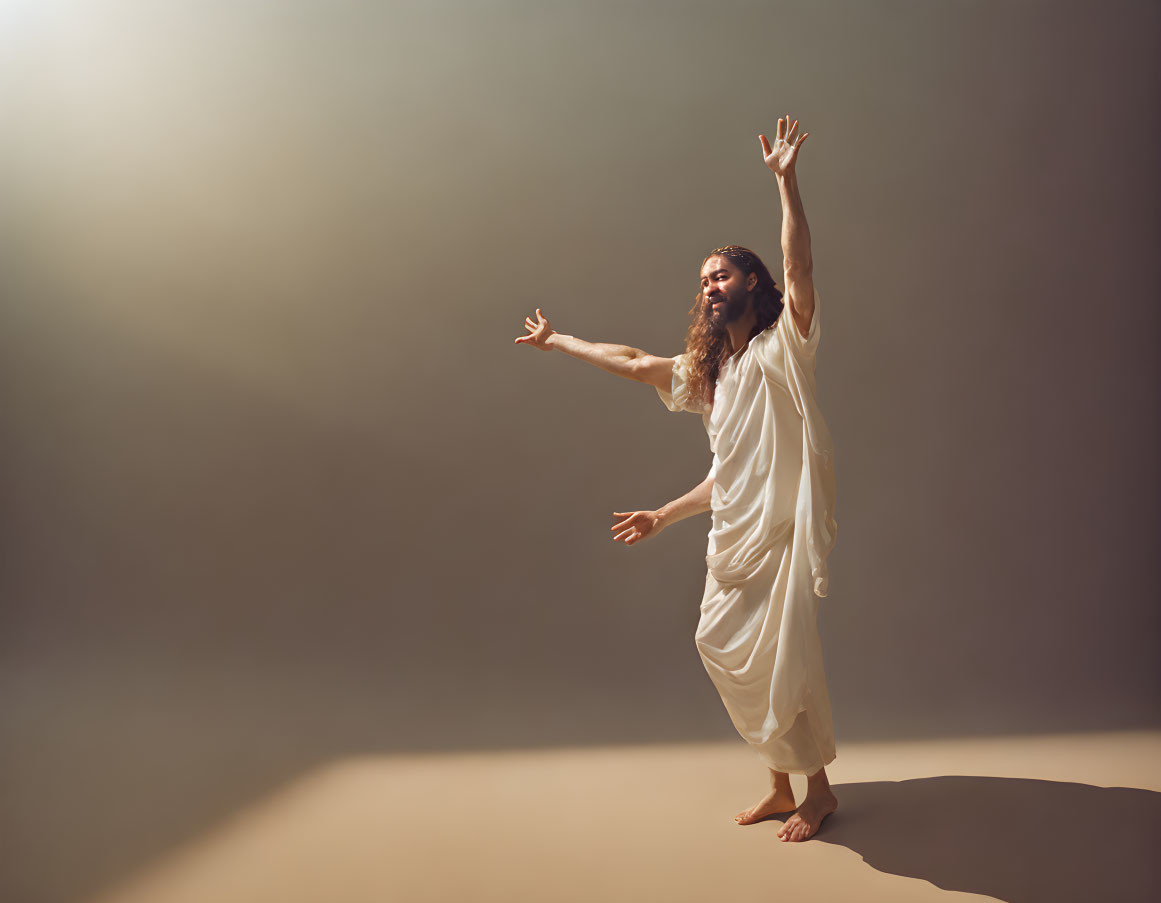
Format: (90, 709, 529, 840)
(768, 777, 1161, 903)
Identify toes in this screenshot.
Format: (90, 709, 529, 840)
(778, 815, 815, 842)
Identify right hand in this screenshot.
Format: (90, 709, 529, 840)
(759, 115, 808, 178)
(514, 308, 556, 351)
(610, 510, 665, 546)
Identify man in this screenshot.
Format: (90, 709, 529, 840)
(514, 116, 838, 842)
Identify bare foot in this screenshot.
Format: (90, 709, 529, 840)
(776, 789, 838, 841)
(734, 788, 797, 825)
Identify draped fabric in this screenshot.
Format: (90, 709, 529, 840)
(655, 284, 838, 774)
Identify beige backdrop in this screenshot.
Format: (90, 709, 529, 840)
(2, 1, 1159, 900)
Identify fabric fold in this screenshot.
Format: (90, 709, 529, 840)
(772, 287, 838, 597)
(654, 353, 712, 416)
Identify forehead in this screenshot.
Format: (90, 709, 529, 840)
(701, 256, 739, 279)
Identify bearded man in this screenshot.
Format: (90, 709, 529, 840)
(515, 116, 838, 842)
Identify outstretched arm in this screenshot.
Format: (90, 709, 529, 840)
(515, 308, 674, 391)
(759, 114, 816, 339)
(610, 468, 714, 546)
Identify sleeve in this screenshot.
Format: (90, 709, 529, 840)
(655, 353, 712, 415)
(776, 284, 822, 366)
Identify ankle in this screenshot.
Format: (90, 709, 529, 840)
(769, 769, 793, 793)
(805, 767, 832, 795)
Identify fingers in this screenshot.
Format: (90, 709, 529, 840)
(514, 322, 541, 344)
(775, 116, 803, 140)
(611, 511, 647, 544)
(758, 133, 772, 155)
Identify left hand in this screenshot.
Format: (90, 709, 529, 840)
(759, 115, 809, 178)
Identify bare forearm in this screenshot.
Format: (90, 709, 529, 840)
(547, 333, 645, 379)
(778, 172, 813, 270)
(657, 473, 714, 528)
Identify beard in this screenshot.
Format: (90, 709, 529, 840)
(706, 290, 748, 329)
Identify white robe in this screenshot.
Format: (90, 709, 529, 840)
(656, 285, 838, 775)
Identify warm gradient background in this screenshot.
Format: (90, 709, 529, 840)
(2, 0, 1159, 900)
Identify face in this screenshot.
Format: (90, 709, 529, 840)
(700, 256, 756, 325)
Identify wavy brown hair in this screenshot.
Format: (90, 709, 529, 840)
(684, 245, 784, 408)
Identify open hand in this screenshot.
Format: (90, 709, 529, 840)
(611, 510, 664, 546)
(759, 115, 809, 178)
(514, 308, 556, 351)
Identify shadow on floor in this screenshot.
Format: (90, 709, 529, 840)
(772, 777, 1161, 903)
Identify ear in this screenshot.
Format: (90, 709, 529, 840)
(747, 273, 757, 291)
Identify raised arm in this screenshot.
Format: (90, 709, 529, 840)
(759, 114, 816, 339)
(610, 467, 714, 546)
(515, 307, 675, 391)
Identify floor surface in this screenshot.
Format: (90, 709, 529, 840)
(88, 730, 1161, 903)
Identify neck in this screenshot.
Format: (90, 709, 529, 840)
(725, 306, 758, 359)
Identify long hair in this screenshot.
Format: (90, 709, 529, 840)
(684, 245, 784, 409)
